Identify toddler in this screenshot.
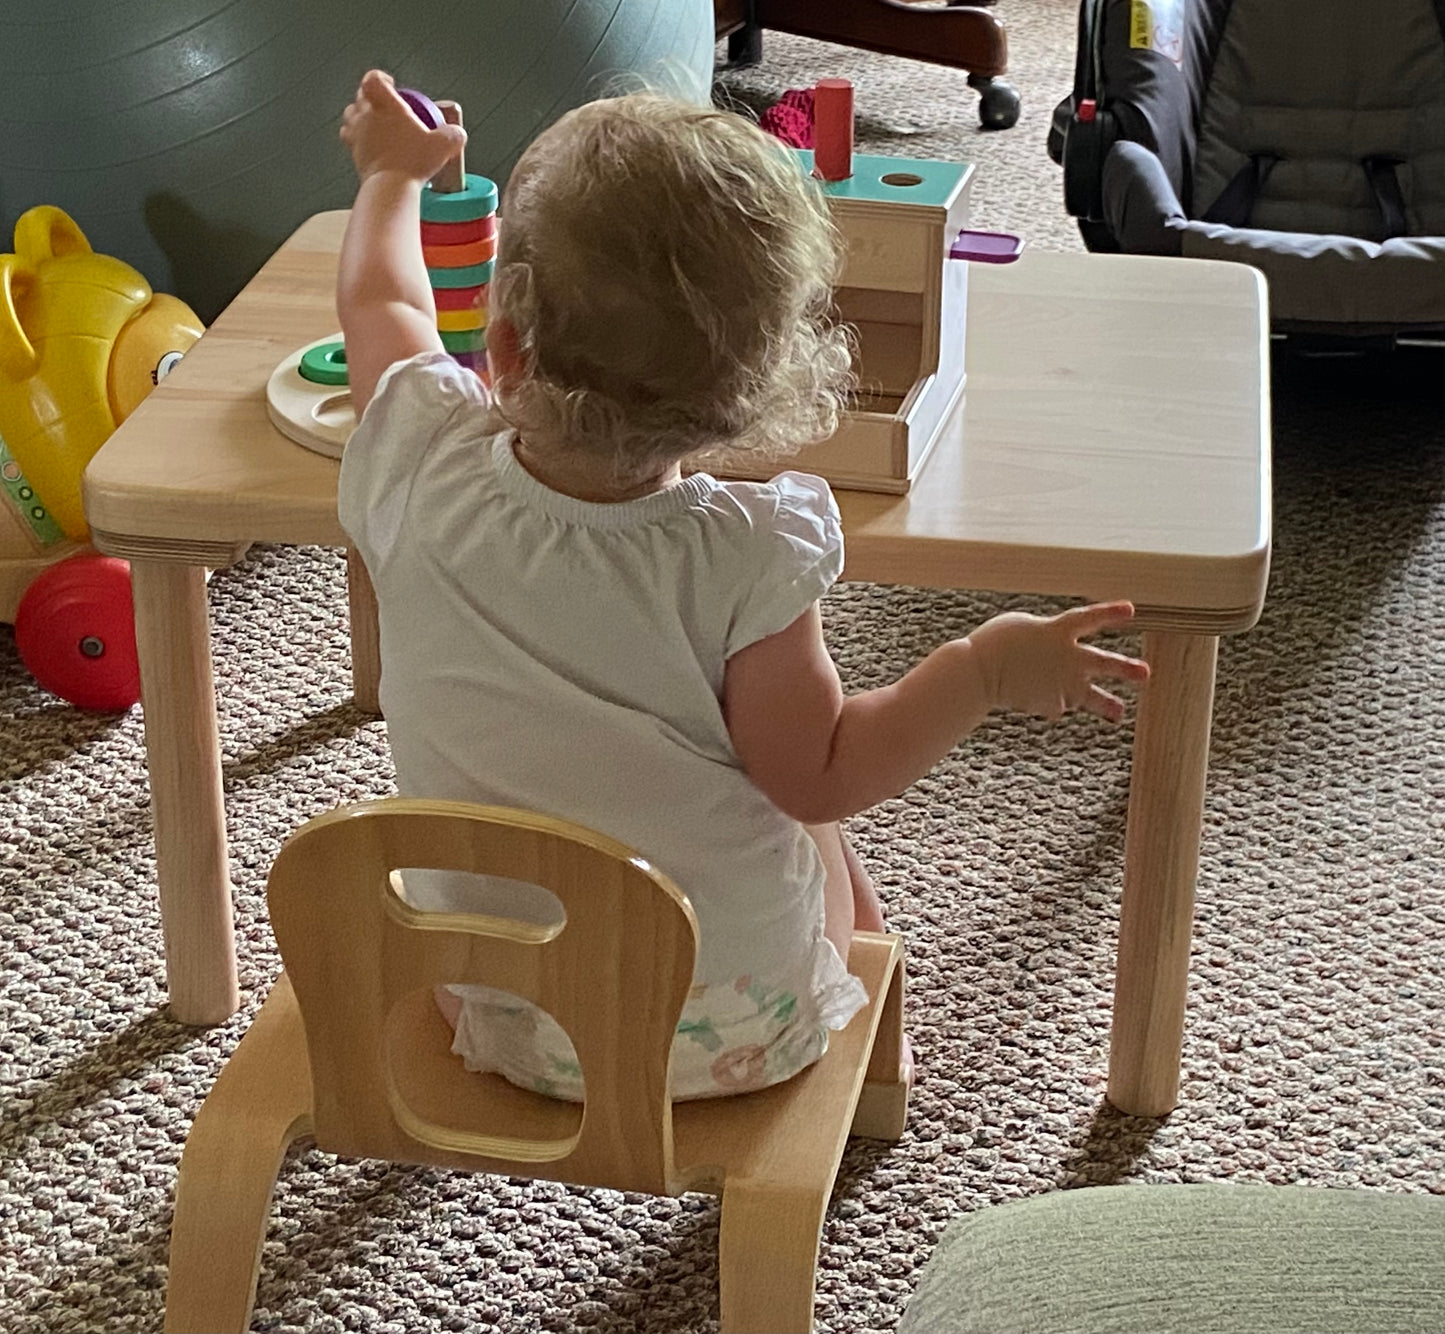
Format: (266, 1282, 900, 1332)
(336, 70, 1148, 1101)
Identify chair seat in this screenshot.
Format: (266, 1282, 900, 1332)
(1179, 222, 1445, 335)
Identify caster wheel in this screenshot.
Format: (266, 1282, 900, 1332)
(975, 77, 1021, 131)
(15, 554, 140, 712)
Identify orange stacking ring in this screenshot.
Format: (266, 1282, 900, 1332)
(422, 234, 497, 268)
(421, 215, 496, 246)
(437, 306, 487, 332)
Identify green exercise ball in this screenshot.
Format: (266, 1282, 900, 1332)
(0, 0, 714, 321)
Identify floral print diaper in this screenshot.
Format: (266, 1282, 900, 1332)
(447, 949, 864, 1102)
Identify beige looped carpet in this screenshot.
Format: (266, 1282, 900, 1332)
(3, 7, 1443, 1331)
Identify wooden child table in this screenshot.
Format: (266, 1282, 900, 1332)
(83, 211, 1269, 1117)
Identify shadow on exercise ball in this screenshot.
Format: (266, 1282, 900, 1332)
(144, 195, 278, 327)
(2, 1, 715, 328)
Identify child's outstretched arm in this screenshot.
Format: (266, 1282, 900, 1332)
(337, 69, 467, 415)
(722, 600, 1149, 825)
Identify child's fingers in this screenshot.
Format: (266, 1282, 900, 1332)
(1061, 600, 1135, 637)
(339, 105, 362, 147)
(361, 69, 396, 100)
(1084, 645, 1150, 682)
(1083, 685, 1127, 723)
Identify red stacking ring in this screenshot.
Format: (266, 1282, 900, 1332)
(421, 215, 496, 246)
(433, 283, 488, 311)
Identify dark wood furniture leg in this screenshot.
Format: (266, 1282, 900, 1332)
(714, 0, 1021, 129)
(724, 0, 764, 66)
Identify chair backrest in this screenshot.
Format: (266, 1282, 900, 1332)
(1064, 0, 1445, 232)
(265, 798, 699, 1195)
(1192, 0, 1445, 237)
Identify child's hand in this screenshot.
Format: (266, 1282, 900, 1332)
(339, 69, 467, 185)
(966, 600, 1149, 723)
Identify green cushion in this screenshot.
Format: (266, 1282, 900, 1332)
(899, 1184, 1445, 1334)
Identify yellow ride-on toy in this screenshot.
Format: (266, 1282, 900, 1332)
(0, 206, 203, 710)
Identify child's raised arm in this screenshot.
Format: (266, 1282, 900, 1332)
(722, 600, 1149, 825)
(337, 69, 467, 414)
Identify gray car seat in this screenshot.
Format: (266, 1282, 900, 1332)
(1048, 0, 1445, 340)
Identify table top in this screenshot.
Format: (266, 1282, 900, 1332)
(838, 248, 1271, 631)
(85, 210, 1270, 630)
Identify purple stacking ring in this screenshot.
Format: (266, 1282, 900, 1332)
(397, 87, 445, 130)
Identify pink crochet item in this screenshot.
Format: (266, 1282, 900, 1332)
(759, 87, 815, 148)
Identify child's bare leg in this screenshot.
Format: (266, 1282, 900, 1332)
(805, 823, 885, 950)
(807, 822, 855, 963)
(839, 828, 886, 933)
(806, 823, 913, 1080)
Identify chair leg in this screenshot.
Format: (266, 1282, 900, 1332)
(852, 953, 911, 1141)
(718, 1179, 830, 1334)
(346, 547, 382, 717)
(165, 977, 315, 1333)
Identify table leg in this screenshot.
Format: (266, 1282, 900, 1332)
(1107, 630, 1218, 1117)
(346, 547, 381, 716)
(131, 559, 239, 1025)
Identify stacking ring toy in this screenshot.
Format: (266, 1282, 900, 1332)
(267, 334, 355, 459)
(439, 327, 487, 354)
(297, 341, 349, 386)
(421, 215, 496, 246)
(434, 284, 488, 311)
(427, 259, 495, 288)
(420, 174, 499, 221)
(437, 307, 487, 332)
(422, 235, 497, 268)
(398, 87, 445, 130)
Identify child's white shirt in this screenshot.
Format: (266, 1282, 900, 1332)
(338, 353, 866, 1100)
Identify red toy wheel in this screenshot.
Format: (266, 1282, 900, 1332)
(15, 554, 141, 712)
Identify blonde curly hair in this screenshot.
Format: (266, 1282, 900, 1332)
(487, 92, 853, 482)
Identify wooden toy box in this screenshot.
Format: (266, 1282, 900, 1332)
(705, 152, 974, 495)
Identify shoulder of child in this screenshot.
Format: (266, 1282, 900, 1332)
(340, 352, 496, 563)
(715, 469, 844, 655)
(708, 470, 838, 530)
(706, 469, 842, 574)
(363, 350, 491, 427)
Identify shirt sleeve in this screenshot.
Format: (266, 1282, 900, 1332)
(726, 471, 845, 657)
(337, 352, 489, 572)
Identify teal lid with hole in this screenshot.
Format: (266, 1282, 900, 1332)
(793, 150, 971, 209)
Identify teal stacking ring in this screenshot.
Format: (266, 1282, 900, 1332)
(297, 340, 348, 385)
(420, 173, 499, 222)
(428, 258, 495, 288)
(440, 326, 487, 354)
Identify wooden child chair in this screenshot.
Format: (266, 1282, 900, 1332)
(164, 798, 911, 1334)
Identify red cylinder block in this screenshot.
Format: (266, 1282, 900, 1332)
(813, 78, 854, 181)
